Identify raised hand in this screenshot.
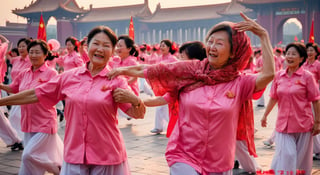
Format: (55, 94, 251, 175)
(235, 12, 267, 37)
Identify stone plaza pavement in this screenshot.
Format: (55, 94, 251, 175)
(0, 92, 319, 175)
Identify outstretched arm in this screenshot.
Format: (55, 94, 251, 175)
(108, 64, 148, 79)
(235, 12, 275, 92)
(0, 89, 39, 106)
(143, 96, 168, 107)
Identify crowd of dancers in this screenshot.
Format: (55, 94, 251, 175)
(0, 12, 318, 175)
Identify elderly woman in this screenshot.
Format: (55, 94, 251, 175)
(108, 13, 274, 174)
(0, 26, 145, 175)
(0, 39, 63, 175)
(261, 42, 320, 175)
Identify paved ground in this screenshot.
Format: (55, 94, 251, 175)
(0, 92, 319, 175)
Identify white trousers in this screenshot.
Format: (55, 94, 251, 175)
(19, 132, 63, 175)
(170, 162, 232, 175)
(138, 78, 154, 96)
(9, 105, 24, 140)
(271, 132, 313, 175)
(0, 108, 21, 145)
(60, 160, 131, 175)
(235, 140, 260, 173)
(154, 104, 169, 131)
(314, 134, 320, 154)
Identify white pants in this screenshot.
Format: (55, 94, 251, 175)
(314, 134, 320, 154)
(19, 132, 63, 175)
(267, 130, 276, 145)
(271, 132, 313, 175)
(0, 108, 21, 145)
(256, 93, 265, 106)
(138, 78, 154, 96)
(154, 105, 169, 131)
(60, 160, 131, 175)
(235, 140, 260, 173)
(170, 162, 232, 175)
(9, 105, 24, 140)
(118, 109, 131, 119)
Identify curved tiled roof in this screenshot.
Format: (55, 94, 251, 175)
(77, 3, 151, 23)
(140, 3, 230, 23)
(12, 0, 88, 16)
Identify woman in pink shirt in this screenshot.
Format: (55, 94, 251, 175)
(8, 38, 33, 142)
(0, 26, 145, 175)
(112, 35, 140, 120)
(109, 13, 275, 174)
(261, 42, 320, 175)
(0, 40, 63, 175)
(113, 35, 140, 96)
(56, 36, 84, 71)
(302, 42, 320, 160)
(149, 39, 179, 134)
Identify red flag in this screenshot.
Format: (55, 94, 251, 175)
(309, 17, 314, 43)
(294, 35, 298, 41)
(128, 16, 134, 40)
(37, 13, 46, 41)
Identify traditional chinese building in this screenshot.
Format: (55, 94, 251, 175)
(1, 0, 319, 47)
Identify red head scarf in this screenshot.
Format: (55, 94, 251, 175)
(145, 21, 257, 157)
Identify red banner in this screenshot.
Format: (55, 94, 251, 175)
(37, 13, 47, 41)
(129, 16, 134, 41)
(309, 19, 314, 43)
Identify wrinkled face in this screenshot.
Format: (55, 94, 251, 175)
(179, 50, 189, 60)
(285, 46, 302, 69)
(66, 41, 75, 53)
(88, 32, 114, 67)
(206, 30, 232, 69)
(115, 39, 131, 59)
(160, 42, 170, 55)
(28, 45, 46, 69)
(307, 46, 317, 60)
(18, 41, 28, 57)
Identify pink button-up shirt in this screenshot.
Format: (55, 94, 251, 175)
(10, 63, 58, 134)
(270, 67, 320, 133)
(110, 55, 139, 95)
(35, 64, 132, 165)
(10, 56, 32, 81)
(165, 75, 257, 173)
(302, 60, 320, 82)
(56, 51, 84, 71)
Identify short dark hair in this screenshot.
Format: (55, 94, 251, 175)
(161, 39, 177, 55)
(179, 41, 206, 61)
(17, 38, 32, 47)
(87, 26, 117, 49)
(65, 36, 79, 52)
(118, 35, 139, 57)
(306, 42, 320, 59)
(27, 39, 49, 55)
(285, 42, 307, 67)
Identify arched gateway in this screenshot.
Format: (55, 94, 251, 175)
(239, 0, 320, 45)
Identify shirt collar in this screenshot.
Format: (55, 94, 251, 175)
(281, 66, 304, 77)
(28, 62, 48, 73)
(79, 62, 111, 77)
